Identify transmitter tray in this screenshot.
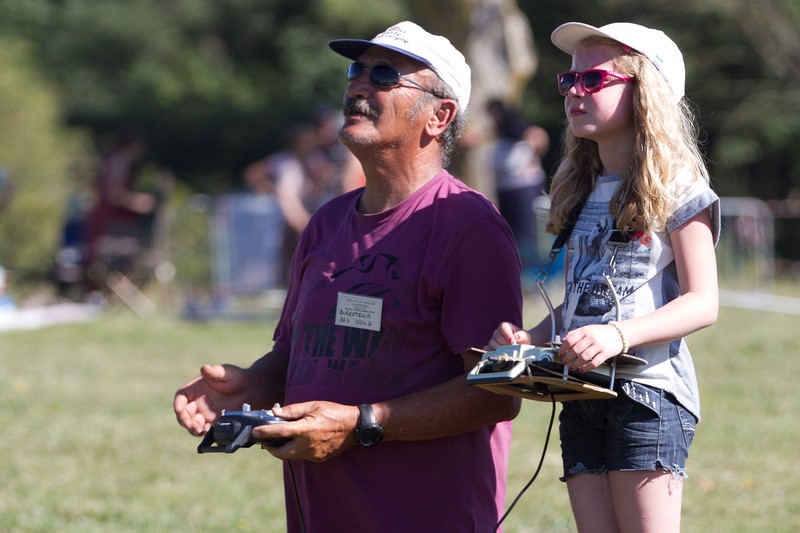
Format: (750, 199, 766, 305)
(467, 344, 646, 402)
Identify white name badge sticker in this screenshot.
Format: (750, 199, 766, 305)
(335, 292, 383, 332)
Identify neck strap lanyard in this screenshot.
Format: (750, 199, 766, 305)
(536, 199, 633, 342)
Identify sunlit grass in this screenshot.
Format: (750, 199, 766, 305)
(1, 297, 798, 532)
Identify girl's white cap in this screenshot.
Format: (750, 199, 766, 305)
(551, 22, 685, 101)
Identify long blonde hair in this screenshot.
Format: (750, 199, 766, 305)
(548, 37, 708, 234)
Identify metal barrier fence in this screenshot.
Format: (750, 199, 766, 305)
(172, 194, 784, 318)
(173, 193, 286, 319)
(212, 194, 285, 295)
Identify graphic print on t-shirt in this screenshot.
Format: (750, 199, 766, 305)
(566, 201, 650, 330)
(288, 252, 409, 392)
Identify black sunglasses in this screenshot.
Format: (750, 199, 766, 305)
(346, 62, 441, 98)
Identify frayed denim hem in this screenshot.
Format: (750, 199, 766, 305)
(559, 461, 688, 483)
(559, 463, 608, 482)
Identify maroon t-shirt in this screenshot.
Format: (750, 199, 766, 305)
(273, 170, 522, 532)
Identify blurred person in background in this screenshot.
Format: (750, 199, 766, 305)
(243, 123, 338, 283)
(485, 97, 549, 278)
(85, 130, 157, 290)
(313, 106, 365, 192)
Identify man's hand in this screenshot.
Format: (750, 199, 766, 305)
(173, 364, 251, 436)
(255, 401, 360, 463)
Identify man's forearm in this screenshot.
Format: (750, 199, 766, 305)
(245, 350, 290, 409)
(371, 369, 521, 443)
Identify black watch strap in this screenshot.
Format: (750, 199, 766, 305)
(355, 403, 383, 447)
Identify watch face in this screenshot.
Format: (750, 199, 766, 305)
(359, 425, 383, 447)
(356, 404, 383, 447)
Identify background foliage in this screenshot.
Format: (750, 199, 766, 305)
(0, 0, 798, 283)
(0, 36, 92, 281)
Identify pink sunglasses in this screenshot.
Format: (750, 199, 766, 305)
(557, 69, 634, 96)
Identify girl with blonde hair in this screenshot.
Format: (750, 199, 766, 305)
(486, 22, 720, 532)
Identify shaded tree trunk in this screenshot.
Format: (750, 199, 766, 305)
(413, 0, 538, 197)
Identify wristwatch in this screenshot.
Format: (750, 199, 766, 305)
(355, 404, 383, 447)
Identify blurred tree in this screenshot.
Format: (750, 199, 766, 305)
(411, 0, 539, 195)
(0, 0, 798, 278)
(701, 0, 800, 199)
(0, 0, 795, 198)
(0, 0, 411, 192)
(0, 37, 92, 284)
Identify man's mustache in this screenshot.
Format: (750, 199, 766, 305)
(344, 98, 378, 118)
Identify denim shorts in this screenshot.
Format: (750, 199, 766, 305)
(559, 380, 697, 481)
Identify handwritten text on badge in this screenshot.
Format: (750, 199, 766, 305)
(335, 292, 383, 332)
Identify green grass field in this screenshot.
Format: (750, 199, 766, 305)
(1, 298, 798, 532)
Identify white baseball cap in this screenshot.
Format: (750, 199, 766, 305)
(329, 21, 472, 111)
(551, 22, 685, 101)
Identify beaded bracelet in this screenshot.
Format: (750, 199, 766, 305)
(607, 320, 629, 355)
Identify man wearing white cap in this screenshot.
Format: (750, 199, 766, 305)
(174, 21, 523, 532)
